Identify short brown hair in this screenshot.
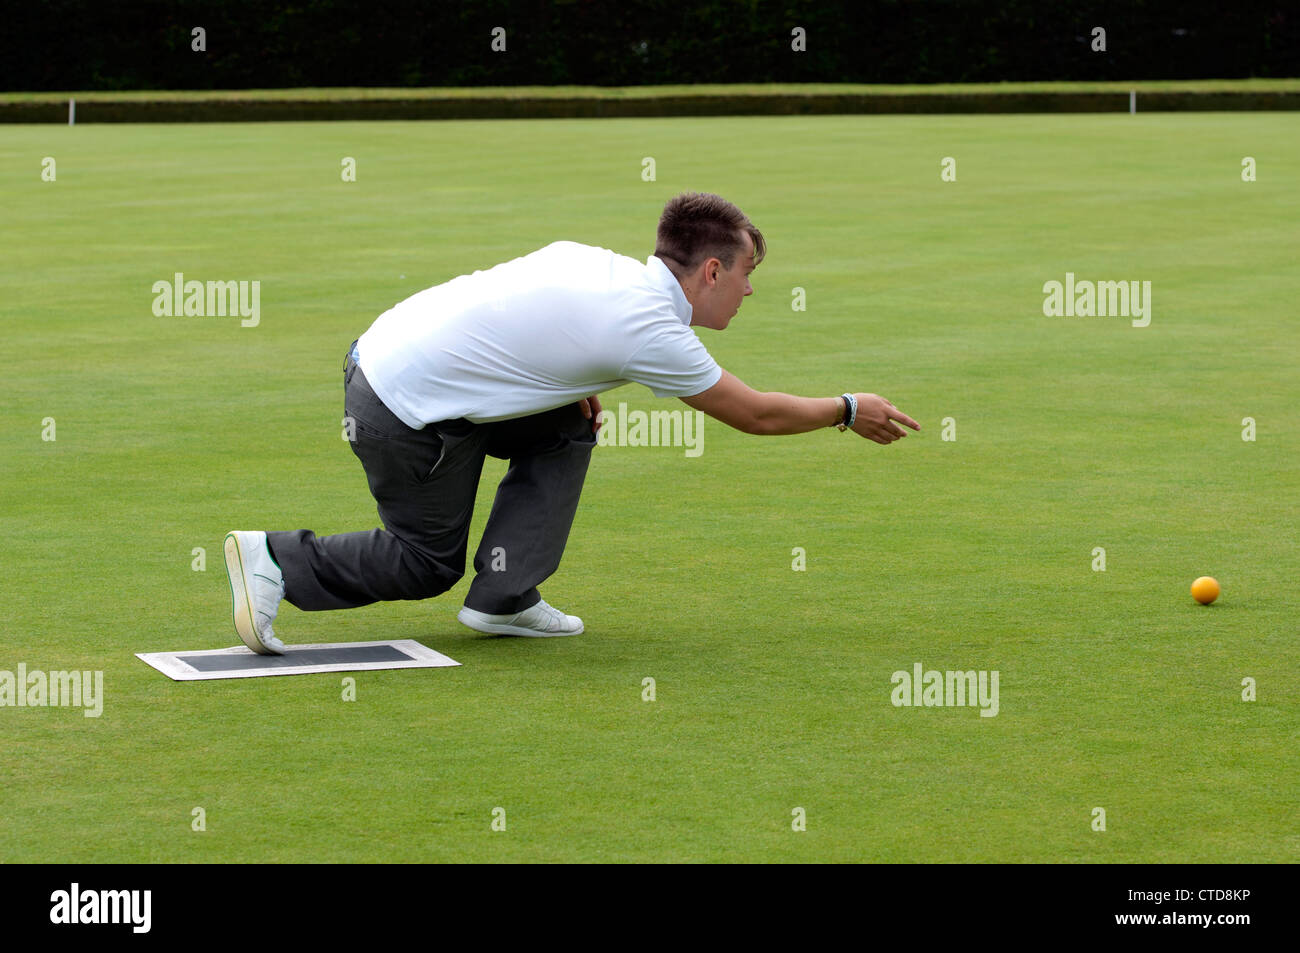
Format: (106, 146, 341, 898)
(654, 192, 766, 273)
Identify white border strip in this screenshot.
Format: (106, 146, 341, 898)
(136, 639, 460, 681)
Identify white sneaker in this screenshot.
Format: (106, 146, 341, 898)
(457, 599, 584, 637)
(224, 531, 287, 654)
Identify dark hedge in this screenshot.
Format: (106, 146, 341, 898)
(3, 0, 1296, 92)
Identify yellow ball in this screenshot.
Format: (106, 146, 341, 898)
(1191, 576, 1220, 605)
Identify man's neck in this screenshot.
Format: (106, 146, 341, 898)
(654, 254, 693, 302)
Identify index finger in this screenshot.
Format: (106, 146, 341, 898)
(889, 407, 921, 431)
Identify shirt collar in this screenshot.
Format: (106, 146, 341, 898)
(646, 254, 693, 326)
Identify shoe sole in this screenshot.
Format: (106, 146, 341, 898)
(456, 607, 583, 637)
(224, 532, 276, 655)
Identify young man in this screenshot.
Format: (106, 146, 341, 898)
(224, 193, 919, 653)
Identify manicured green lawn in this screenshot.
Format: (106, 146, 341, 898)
(2, 113, 1296, 862)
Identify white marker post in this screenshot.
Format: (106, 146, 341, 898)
(1129, 90, 1136, 114)
(69, 98, 75, 125)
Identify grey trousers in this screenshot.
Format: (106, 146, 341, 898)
(266, 347, 595, 615)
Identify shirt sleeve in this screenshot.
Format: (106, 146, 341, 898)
(620, 325, 723, 398)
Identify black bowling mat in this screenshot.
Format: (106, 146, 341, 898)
(136, 640, 459, 681)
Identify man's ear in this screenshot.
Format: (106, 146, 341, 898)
(705, 256, 723, 285)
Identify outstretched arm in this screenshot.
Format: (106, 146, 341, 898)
(681, 370, 920, 443)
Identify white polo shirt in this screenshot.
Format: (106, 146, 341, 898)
(356, 241, 723, 428)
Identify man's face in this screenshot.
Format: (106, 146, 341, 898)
(692, 231, 756, 330)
